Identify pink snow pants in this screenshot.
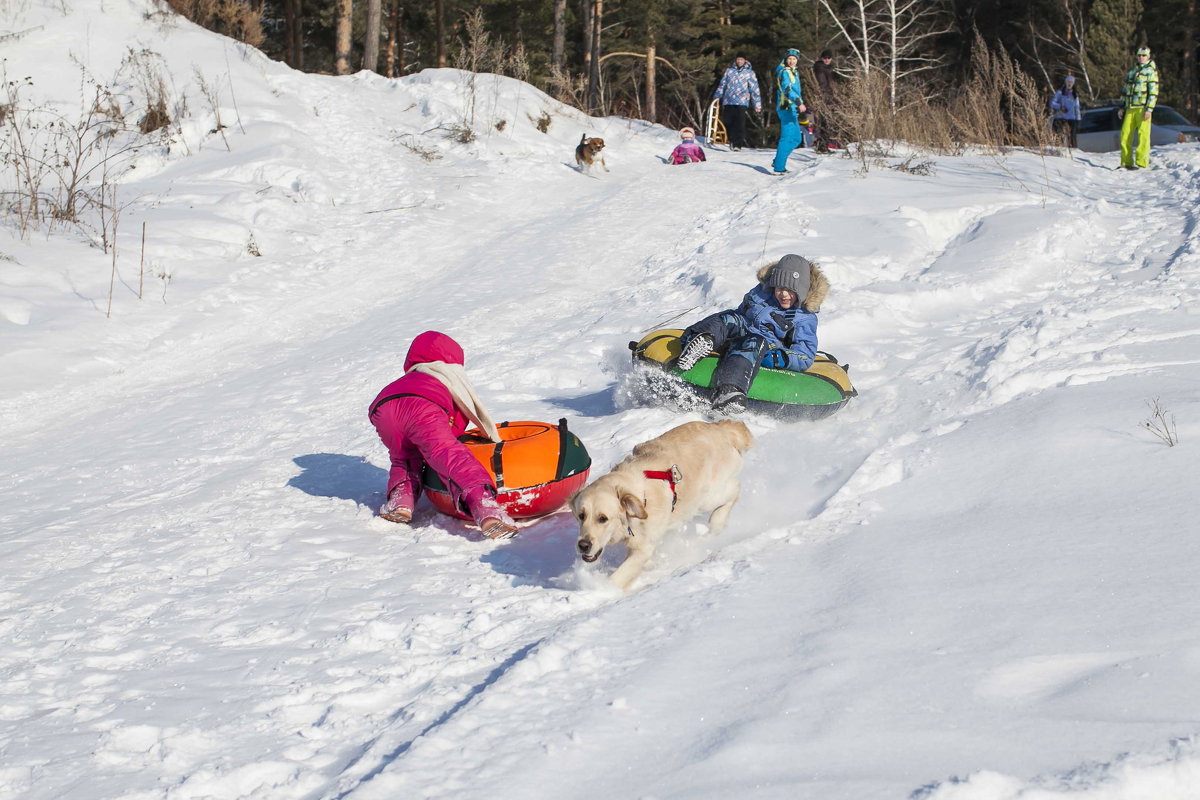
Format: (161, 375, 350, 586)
(371, 396, 494, 514)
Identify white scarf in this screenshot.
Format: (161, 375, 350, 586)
(407, 361, 502, 442)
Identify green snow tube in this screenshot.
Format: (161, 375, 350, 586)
(629, 328, 858, 419)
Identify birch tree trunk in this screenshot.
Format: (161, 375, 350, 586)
(335, 0, 352, 75)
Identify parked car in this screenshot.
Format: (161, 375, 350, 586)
(1074, 104, 1200, 152)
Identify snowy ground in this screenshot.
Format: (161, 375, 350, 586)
(3, 2, 1200, 799)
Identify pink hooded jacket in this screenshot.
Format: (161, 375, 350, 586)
(669, 140, 707, 164)
(368, 331, 492, 507)
(370, 330, 470, 432)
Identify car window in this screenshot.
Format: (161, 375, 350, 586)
(1152, 107, 1193, 126)
(1079, 109, 1118, 134)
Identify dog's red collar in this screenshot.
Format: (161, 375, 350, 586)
(643, 466, 683, 511)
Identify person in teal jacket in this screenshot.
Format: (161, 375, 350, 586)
(772, 48, 807, 174)
(1118, 46, 1159, 169)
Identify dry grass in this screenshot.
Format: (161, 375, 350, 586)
(163, 0, 264, 48)
(531, 110, 552, 133)
(124, 48, 174, 135)
(947, 31, 1056, 152)
(815, 32, 1055, 165)
(1141, 398, 1179, 447)
(546, 64, 587, 110)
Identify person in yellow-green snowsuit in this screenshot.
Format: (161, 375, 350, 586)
(1118, 46, 1159, 169)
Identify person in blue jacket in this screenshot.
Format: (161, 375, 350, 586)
(713, 55, 763, 150)
(1049, 75, 1082, 148)
(772, 48, 807, 174)
(673, 254, 830, 413)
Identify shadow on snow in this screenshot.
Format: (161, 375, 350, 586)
(289, 453, 386, 509)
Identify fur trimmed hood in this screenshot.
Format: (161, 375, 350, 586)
(756, 256, 830, 311)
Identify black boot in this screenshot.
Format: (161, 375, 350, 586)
(711, 384, 747, 414)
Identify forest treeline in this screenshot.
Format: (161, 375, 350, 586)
(174, 0, 1197, 143)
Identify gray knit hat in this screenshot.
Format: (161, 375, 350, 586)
(764, 254, 812, 297)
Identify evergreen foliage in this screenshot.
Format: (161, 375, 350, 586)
(1085, 0, 1144, 100)
(173, 0, 1196, 131)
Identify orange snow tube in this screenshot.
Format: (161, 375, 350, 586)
(422, 419, 592, 520)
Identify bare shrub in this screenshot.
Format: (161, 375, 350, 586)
(193, 68, 230, 150)
(1, 67, 138, 236)
(391, 132, 442, 161)
(546, 64, 586, 109)
(820, 32, 1055, 166)
(531, 111, 552, 133)
(163, 0, 264, 48)
(821, 68, 892, 158)
(1141, 398, 1179, 447)
(1, 59, 162, 244)
(156, 262, 172, 302)
(452, 8, 530, 135)
(453, 7, 508, 75)
(890, 155, 936, 175)
(948, 31, 1055, 153)
(123, 48, 174, 135)
(139, 98, 170, 133)
(435, 123, 475, 144)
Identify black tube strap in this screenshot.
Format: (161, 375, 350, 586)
(369, 392, 421, 417)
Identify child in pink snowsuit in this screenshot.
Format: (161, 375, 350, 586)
(669, 127, 707, 164)
(368, 331, 517, 538)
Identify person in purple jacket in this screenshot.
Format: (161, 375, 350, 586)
(368, 330, 517, 538)
(669, 127, 707, 164)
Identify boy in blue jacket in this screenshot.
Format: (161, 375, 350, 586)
(675, 254, 830, 413)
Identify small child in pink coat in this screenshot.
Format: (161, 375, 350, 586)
(368, 331, 517, 538)
(669, 127, 707, 164)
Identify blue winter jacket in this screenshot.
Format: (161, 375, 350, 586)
(1050, 89, 1081, 121)
(775, 62, 803, 111)
(714, 61, 763, 110)
(737, 284, 818, 371)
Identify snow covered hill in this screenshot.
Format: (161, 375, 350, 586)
(2, 2, 1199, 799)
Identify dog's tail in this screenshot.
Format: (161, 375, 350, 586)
(715, 419, 754, 453)
(580, 134, 589, 144)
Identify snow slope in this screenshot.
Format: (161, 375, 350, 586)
(2, 2, 1199, 799)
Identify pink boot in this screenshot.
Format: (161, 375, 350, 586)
(464, 487, 518, 539)
(379, 488, 413, 524)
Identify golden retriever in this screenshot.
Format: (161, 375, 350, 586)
(571, 420, 753, 591)
(575, 134, 609, 174)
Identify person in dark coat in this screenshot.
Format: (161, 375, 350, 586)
(673, 255, 830, 413)
(811, 50, 837, 152)
(368, 331, 517, 538)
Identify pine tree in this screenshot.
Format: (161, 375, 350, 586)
(1085, 0, 1144, 100)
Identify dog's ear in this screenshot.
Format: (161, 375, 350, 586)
(619, 492, 648, 520)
